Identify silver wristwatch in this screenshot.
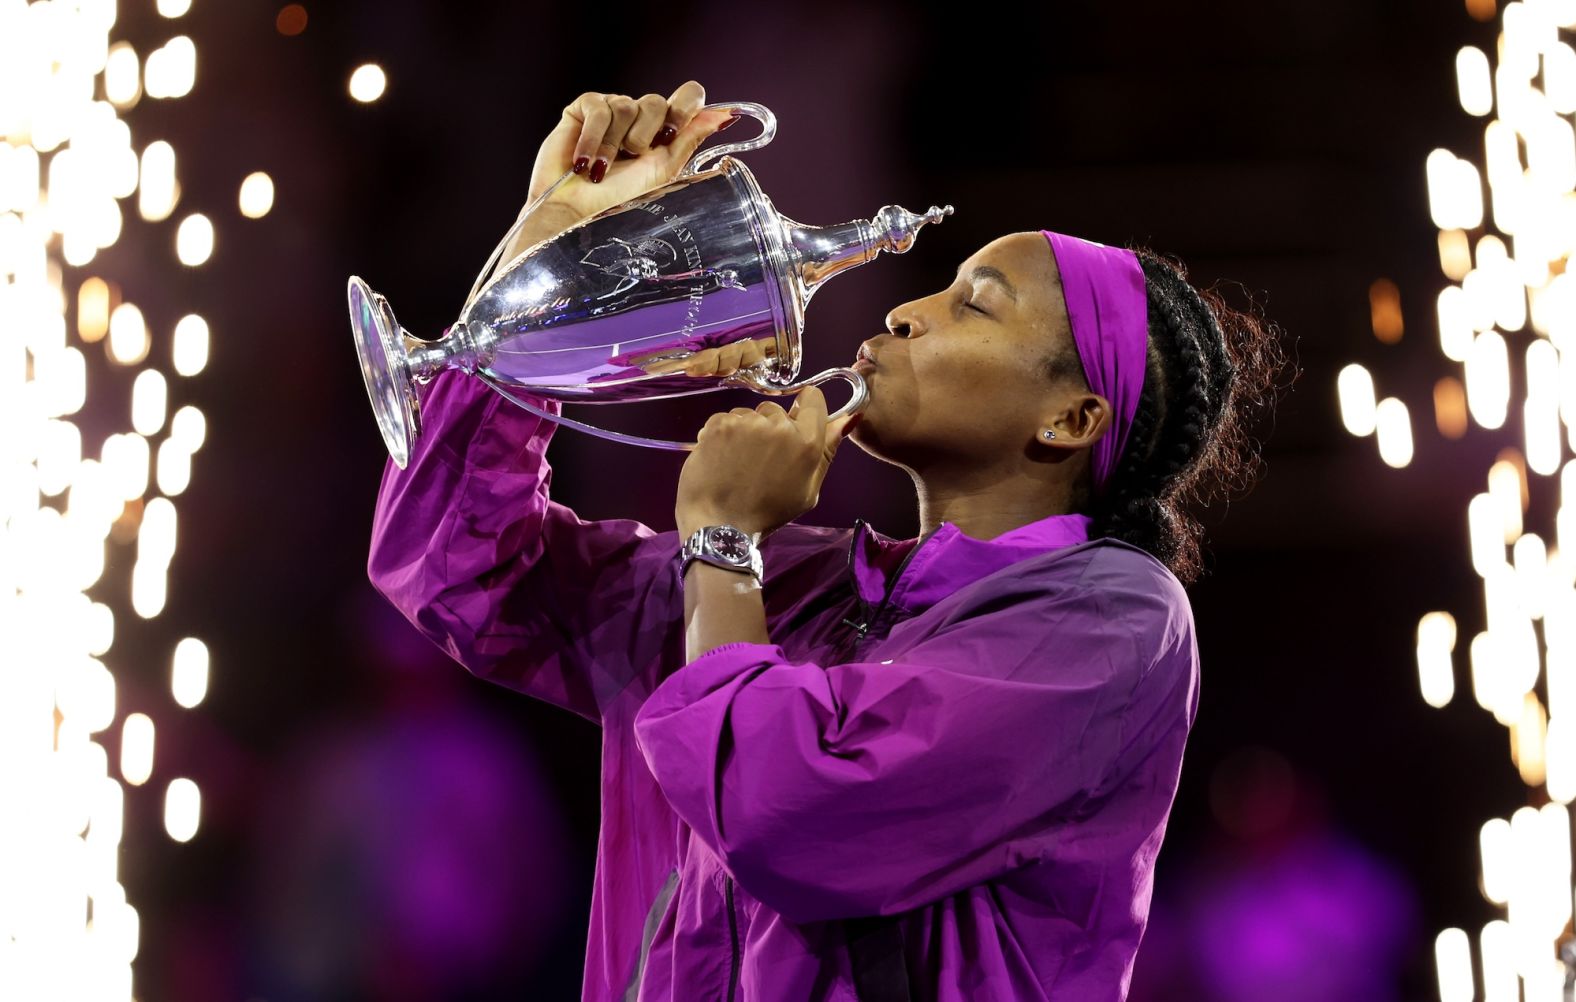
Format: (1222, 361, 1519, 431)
(679, 524, 763, 584)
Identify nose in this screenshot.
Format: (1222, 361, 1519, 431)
(884, 304, 923, 339)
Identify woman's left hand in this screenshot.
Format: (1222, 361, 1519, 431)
(676, 385, 860, 539)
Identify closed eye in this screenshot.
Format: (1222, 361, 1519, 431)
(964, 300, 987, 314)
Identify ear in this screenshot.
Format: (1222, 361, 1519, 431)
(1038, 392, 1110, 450)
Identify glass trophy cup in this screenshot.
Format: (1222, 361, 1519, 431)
(348, 102, 954, 467)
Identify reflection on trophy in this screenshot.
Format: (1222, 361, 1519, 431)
(347, 102, 953, 466)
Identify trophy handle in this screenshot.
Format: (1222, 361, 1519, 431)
(476, 366, 867, 453)
(678, 102, 778, 177)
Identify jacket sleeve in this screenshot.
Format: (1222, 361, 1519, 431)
(630, 560, 1197, 923)
(367, 369, 683, 723)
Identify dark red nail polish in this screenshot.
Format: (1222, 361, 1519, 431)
(653, 124, 677, 147)
(589, 158, 607, 183)
(717, 114, 740, 131)
(572, 156, 589, 174)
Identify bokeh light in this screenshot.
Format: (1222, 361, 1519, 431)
(276, 3, 307, 36)
(238, 170, 274, 218)
(1336, 2, 1576, 991)
(348, 63, 387, 103)
(175, 212, 213, 265)
(1, 3, 214, 996)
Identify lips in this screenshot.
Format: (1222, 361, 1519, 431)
(855, 344, 878, 366)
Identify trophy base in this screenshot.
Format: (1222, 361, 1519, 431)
(348, 276, 420, 469)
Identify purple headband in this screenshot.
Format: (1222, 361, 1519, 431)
(1039, 230, 1149, 498)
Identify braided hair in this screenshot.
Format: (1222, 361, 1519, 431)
(1043, 247, 1287, 586)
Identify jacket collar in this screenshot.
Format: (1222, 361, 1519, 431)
(847, 512, 1095, 617)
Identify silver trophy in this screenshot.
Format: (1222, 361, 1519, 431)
(348, 102, 953, 467)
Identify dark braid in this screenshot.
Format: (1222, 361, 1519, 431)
(1052, 247, 1289, 586)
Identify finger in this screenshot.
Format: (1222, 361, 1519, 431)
(739, 338, 771, 368)
(624, 93, 669, 154)
(591, 94, 640, 181)
(663, 107, 741, 174)
(567, 92, 612, 175)
(683, 347, 719, 376)
(728, 407, 757, 419)
(826, 410, 861, 445)
(662, 80, 706, 137)
(789, 385, 828, 442)
(716, 340, 747, 375)
(754, 400, 788, 420)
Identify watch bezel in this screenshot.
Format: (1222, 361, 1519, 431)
(704, 524, 753, 564)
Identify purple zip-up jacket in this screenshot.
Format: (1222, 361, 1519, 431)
(367, 370, 1200, 1002)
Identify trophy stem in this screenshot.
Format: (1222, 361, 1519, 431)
(781, 203, 955, 301)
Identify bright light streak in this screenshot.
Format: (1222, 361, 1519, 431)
(1546, 41, 1576, 113)
(172, 313, 208, 376)
(103, 42, 140, 107)
(138, 141, 178, 222)
(1525, 341, 1561, 474)
(1438, 229, 1473, 281)
(144, 36, 195, 100)
(1418, 611, 1458, 707)
(1458, 46, 1495, 114)
(77, 277, 110, 342)
(131, 369, 168, 436)
(349, 63, 387, 103)
(238, 171, 273, 218)
(120, 713, 154, 786)
(1438, 286, 1474, 360)
(108, 301, 149, 365)
(1471, 493, 1507, 574)
(163, 778, 200, 842)
(1516, 692, 1549, 787)
(171, 638, 208, 709)
(1482, 817, 1513, 904)
(1511, 532, 1548, 618)
(1427, 149, 1486, 230)
(1375, 397, 1414, 467)
(1466, 330, 1511, 428)
(156, 439, 191, 496)
(170, 405, 206, 452)
(101, 433, 149, 501)
(1549, 716, 1576, 803)
(1337, 363, 1377, 435)
(156, 0, 193, 16)
(1480, 919, 1517, 1001)
(1488, 459, 1526, 541)
(1434, 927, 1474, 1002)
(175, 212, 212, 266)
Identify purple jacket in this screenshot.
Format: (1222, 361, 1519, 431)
(367, 370, 1201, 1001)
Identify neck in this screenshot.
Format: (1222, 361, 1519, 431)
(911, 464, 1085, 541)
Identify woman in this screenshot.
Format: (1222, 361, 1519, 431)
(368, 81, 1282, 1001)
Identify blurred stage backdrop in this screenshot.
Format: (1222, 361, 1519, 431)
(6, 0, 1576, 999)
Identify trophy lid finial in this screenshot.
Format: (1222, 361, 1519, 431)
(872, 203, 955, 255)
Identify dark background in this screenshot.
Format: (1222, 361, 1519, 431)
(83, 1, 1541, 998)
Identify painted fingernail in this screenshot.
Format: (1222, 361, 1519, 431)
(717, 114, 740, 131)
(572, 156, 589, 175)
(589, 158, 608, 183)
(653, 124, 677, 147)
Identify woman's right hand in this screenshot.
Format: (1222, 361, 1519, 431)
(524, 81, 737, 228)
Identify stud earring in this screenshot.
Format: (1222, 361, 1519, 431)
(1042, 430, 1056, 440)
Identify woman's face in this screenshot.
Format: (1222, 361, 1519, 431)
(847, 231, 1111, 477)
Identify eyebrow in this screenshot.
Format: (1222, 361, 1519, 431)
(955, 264, 1019, 303)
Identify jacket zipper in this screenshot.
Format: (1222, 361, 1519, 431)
(718, 521, 937, 1001)
(725, 875, 740, 1002)
(842, 519, 942, 654)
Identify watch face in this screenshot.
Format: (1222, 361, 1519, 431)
(708, 526, 751, 562)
